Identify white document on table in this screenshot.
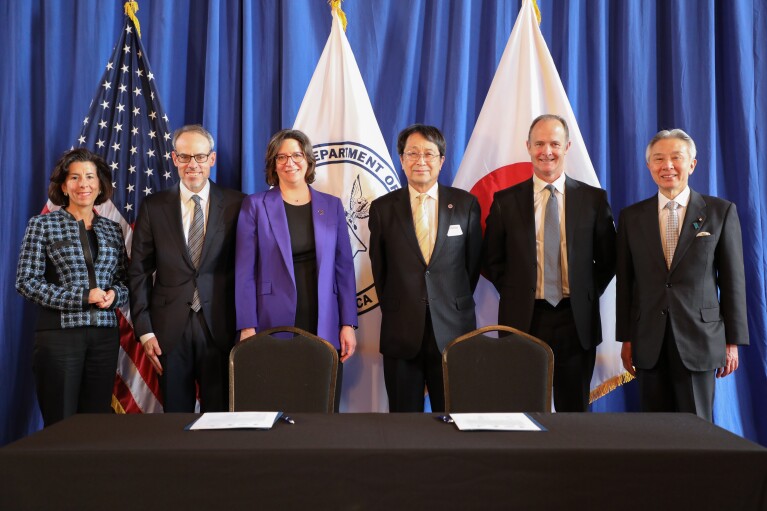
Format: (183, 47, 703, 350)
(450, 413, 543, 431)
(188, 412, 282, 430)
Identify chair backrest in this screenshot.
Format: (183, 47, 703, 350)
(442, 325, 554, 413)
(229, 326, 338, 413)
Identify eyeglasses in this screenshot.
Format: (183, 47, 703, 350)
(275, 152, 305, 165)
(403, 151, 440, 163)
(175, 152, 212, 163)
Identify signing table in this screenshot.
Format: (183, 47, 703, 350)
(1, 413, 765, 510)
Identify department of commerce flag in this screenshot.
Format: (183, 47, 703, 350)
(293, 5, 399, 412)
(45, 6, 175, 413)
(453, 0, 631, 402)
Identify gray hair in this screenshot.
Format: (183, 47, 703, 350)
(645, 129, 696, 162)
(172, 124, 215, 151)
(528, 114, 569, 143)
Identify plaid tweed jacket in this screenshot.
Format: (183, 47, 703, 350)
(16, 209, 129, 329)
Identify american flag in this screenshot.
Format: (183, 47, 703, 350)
(44, 13, 175, 413)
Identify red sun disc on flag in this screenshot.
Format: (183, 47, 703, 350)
(470, 162, 533, 231)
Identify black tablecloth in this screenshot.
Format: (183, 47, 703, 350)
(1, 413, 765, 510)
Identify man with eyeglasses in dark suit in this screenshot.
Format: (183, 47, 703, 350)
(369, 124, 482, 412)
(129, 124, 245, 412)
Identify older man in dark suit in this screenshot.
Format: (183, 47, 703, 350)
(129, 124, 244, 412)
(369, 124, 482, 412)
(616, 129, 748, 421)
(483, 114, 617, 412)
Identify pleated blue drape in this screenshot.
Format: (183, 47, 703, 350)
(2, 0, 765, 446)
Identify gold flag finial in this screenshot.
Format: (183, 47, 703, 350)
(531, 0, 542, 25)
(329, 0, 348, 32)
(124, 1, 142, 38)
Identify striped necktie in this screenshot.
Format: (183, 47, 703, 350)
(188, 194, 204, 311)
(664, 200, 679, 269)
(415, 193, 431, 263)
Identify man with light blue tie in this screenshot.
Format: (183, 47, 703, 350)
(483, 115, 617, 412)
(616, 129, 748, 421)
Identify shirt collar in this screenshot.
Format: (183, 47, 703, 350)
(657, 186, 690, 212)
(408, 182, 439, 201)
(179, 180, 211, 204)
(532, 172, 566, 194)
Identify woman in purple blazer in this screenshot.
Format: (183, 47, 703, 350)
(235, 130, 358, 408)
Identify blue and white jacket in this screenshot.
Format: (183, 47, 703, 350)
(16, 209, 129, 330)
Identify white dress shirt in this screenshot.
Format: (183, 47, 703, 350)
(179, 180, 211, 241)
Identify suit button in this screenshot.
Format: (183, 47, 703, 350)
(425, 271, 430, 276)
(666, 283, 672, 288)
(661, 308, 668, 315)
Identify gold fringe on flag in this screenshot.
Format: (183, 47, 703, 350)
(124, 1, 142, 38)
(589, 371, 635, 403)
(531, 0, 542, 25)
(111, 394, 127, 414)
(329, 0, 348, 31)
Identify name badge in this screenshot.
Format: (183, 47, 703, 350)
(447, 224, 463, 237)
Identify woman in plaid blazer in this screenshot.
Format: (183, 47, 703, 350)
(16, 148, 128, 426)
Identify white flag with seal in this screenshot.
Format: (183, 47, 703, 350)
(453, 0, 631, 402)
(294, 7, 399, 412)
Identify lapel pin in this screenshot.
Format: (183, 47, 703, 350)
(693, 217, 703, 230)
(448, 204, 453, 209)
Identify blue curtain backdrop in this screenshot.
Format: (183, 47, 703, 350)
(2, 0, 765, 445)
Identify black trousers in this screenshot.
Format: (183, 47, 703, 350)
(159, 310, 229, 413)
(637, 320, 715, 422)
(33, 326, 119, 426)
(530, 299, 595, 412)
(383, 312, 444, 413)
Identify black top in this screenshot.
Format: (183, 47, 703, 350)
(86, 228, 99, 260)
(284, 201, 318, 334)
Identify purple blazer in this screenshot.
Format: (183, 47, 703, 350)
(235, 186, 358, 347)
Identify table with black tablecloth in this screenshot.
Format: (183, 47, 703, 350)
(1, 413, 765, 510)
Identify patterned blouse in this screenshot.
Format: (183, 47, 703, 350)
(16, 209, 129, 330)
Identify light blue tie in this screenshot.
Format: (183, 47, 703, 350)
(544, 185, 563, 306)
(188, 194, 204, 311)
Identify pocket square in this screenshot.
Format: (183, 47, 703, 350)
(696, 231, 711, 237)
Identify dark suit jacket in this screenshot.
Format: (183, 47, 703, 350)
(369, 184, 482, 359)
(129, 181, 245, 353)
(616, 189, 748, 371)
(483, 176, 616, 350)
